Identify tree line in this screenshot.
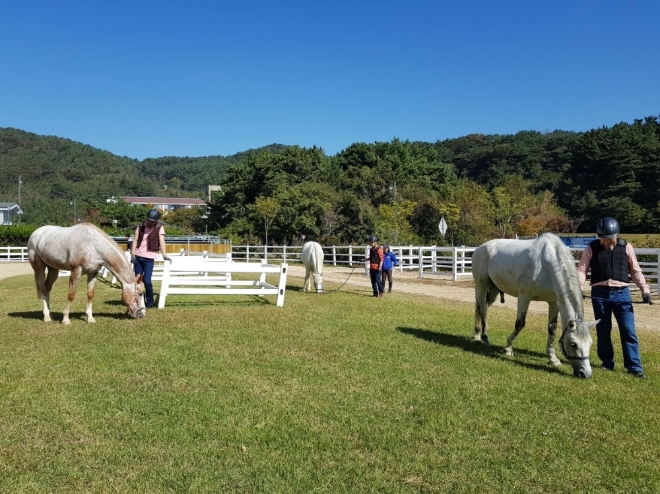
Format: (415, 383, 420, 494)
(1, 116, 659, 246)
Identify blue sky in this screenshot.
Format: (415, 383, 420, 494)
(1, 0, 658, 160)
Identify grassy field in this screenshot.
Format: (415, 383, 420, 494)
(1, 273, 659, 493)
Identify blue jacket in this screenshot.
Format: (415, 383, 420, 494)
(382, 251, 398, 271)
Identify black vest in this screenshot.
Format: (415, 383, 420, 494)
(589, 239, 629, 284)
(369, 246, 382, 264)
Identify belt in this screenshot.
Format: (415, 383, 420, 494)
(593, 286, 627, 291)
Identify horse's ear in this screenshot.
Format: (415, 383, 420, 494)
(136, 274, 143, 284)
(587, 320, 600, 329)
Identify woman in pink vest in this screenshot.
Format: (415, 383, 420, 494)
(131, 209, 171, 308)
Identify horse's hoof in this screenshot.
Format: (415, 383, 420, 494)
(504, 348, 514, 357)
(87, 318, 96, 324)
(62, 320, 71, 326)
(481, 334, 490, 346)
(550, 359, 562, 367)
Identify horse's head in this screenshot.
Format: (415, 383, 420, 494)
(560, 319, 598, 378)
(122, 274, 146, 319)
(313, 273, 324, 294)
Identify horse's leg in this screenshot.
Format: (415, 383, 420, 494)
(545, 301, 562, 367)
(85, 272, 99, 323)
(474, 280, 497, 343)
(476, 281, 499, 345)
(43, 267, 59, 322)
(504, 295, 531, 356)
(304, 267, 311, 292)
(474, 282, 487, 342)
(62, 266, 82, 325)
(32, 259, 52, 322)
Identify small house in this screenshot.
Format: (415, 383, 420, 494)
(0, 202, 23, 225)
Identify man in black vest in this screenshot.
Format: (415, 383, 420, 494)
(577, 217, 652, 378)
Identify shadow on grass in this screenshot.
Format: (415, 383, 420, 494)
(8, 310, 130, 321)
(397, 326, 565, 375)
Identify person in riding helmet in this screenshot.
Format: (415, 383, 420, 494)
(382, 244, 398, 293)
(366, 236, 384, 298)
(131, 208, 171, 308)
(577, 217, 652, 379)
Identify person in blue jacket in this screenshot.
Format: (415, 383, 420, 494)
(382, 244, 398, 293)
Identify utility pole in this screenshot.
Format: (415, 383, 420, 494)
(70, 198, 77, 224)
(18, 175, 22, 224)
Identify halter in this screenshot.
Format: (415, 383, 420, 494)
(559, 318, 590, 361)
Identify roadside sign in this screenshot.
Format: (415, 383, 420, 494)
(439, 217, 447, 236)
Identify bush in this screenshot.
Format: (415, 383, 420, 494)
(0, 224, 39, 246)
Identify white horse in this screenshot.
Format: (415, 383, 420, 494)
(28, 223, 146, 324)
(472, 233, 598, 378)
(301, 241, 324, 293)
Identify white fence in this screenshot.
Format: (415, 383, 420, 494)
(0, 246, 29, 262)
(4, 243, 659, 294)
(157, 257, 288, 308)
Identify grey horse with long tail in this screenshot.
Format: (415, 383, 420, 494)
(472, 233, 598, 378)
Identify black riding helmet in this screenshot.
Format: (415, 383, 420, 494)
(368, 236, 378, 244)
(596, 217, 620, 239)
(146, 208, 161, 222)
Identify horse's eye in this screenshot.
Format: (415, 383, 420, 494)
(570, 343, 578, 348)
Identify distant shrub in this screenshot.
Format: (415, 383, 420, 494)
(0, 224, 39, 246)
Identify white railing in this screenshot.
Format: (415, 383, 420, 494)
(0, 246, 29, 262)
(230, 245, 422, 272)
(3, 243, 659, 294)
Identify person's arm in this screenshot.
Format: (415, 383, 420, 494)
(159, 226, 171, 261)
(576, 244, 592, 289)
(627, 244, 651, 297)
(378, 248, 384, 271)
(130, 227, 138, 261)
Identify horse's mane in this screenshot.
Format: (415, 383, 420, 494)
(539, 233, 584, 318)
(87, 224, 125, 258)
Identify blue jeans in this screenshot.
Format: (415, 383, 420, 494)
(133, 256, 155, 307)
(590, 286, 643, 373)
(370, 269, 384, 296)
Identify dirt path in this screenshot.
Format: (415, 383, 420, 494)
(2, 262, 656, 330)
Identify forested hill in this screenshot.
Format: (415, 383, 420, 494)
(1, 116, 660, 243)
(0, 127, 287, 224)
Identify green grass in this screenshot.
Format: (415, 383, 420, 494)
(1, 273, 659, 493)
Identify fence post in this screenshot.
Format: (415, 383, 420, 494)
(418, 248, 424, 278)
(332, 246, 337, 266)
(364, 246, 369, 275)
(349, 245, 353, 267)
(283, 245, 287, 263)
(657, 249, 660, 296)
(246, 245, 250, 262)
(452, 247, 459, 282)
(264, 245, 268, 262)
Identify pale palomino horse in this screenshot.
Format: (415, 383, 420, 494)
(28, 223, 146, 324)
(301, 241, 324, 293)
(472, 233, 598, 378)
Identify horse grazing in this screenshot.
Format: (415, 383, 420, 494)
(301, 241, 324, 293)
(28, 223, 146, 324)
(472, 233, 598, 378)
